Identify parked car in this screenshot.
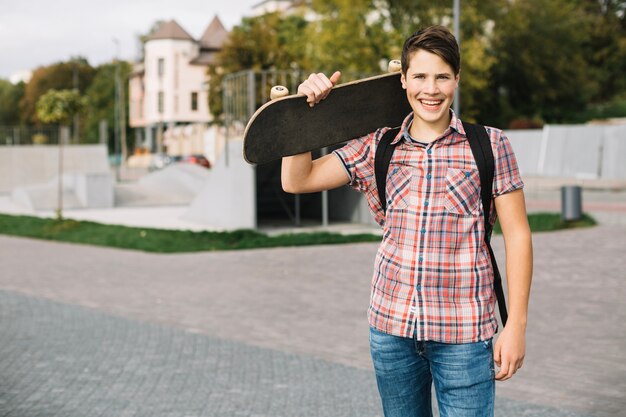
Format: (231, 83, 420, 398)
(148, 153, 175, 171)
(181, 154, 211, 169)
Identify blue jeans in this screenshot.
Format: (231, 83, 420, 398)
(369, 326, 495, 417)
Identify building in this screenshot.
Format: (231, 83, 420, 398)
(128, 17, 228, 154)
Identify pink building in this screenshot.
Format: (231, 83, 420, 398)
(129, 17, 228, 153)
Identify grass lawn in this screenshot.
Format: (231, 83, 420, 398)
(0, 212, 596, 253)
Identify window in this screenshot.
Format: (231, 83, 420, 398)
(158, 92, 164, 113)
(191, 92, 198, 111)
(157, 58, 165, 77)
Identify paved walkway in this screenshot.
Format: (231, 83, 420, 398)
(1, 225, 625, 416)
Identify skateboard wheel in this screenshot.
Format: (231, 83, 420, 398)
(270, 85, 289, 100)
(388, 60, 401, 73)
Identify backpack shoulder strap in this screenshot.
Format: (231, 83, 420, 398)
(375, 127, 401, 213)
(462, 121, 495, 235)
(462, 121, 508, 327)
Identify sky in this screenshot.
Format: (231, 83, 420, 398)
(0, 0, 260, 81)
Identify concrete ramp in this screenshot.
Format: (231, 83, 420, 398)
(182, 140, 256, 230)
(11, 172, 114, 211)
(113, 163, 212, 207)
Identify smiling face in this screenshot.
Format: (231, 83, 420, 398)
(401, 49, 459, 135)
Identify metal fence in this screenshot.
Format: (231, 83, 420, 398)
(222, 70, 305, 136)
(0, 125, 65, 146)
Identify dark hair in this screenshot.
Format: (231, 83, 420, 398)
(401, 26, 460, 75)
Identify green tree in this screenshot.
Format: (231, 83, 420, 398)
(0, 79, 25, 125)
(308, 0, 391, 75)
(20, 58, 95, 125)
(576, 0, 626, 102)
(489, 0, 595, 125)
(375, 0, 451, 39)
(84, 61, 133, 154)
(36, 89, 88, 125)
(36, 89, 88, 220)
(455, 0, 506, 122)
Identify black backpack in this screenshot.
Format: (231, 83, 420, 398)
(374, 122, 508, 327)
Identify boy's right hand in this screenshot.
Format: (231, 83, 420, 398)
(297, 71, 341, 107)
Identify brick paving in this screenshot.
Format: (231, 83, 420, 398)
(0, 225, 625, 416)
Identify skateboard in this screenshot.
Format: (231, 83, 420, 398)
(243, 61, 412, 165)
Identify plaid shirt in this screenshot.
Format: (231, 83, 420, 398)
(334, 111, 524, 343)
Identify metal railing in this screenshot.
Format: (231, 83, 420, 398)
(222, 69, 305, 136)
(0, 125, 63, 146)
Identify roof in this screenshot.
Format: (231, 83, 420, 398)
(199, 16, 229, 50)
(146, 20, 195, 42)
(189, 52, 220, 66)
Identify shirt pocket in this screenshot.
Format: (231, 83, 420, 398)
(444, 168, 481, 216)
(385, 165, 411, 211)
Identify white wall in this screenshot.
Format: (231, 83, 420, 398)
(0, 144, 110, 193)
(506, 124, 626, 179)
(601, 124, 626, 179)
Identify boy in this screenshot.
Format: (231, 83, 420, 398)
(281, 26, 532, 417)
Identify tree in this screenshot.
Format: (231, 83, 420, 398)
(84, 61, 133, 154)
(0, 80, 25, 126)
(576, 0, 626, 102)
(36, 89, 88, 220)
(308, 0, 392, 76)
(489, 0, 596, 125)
(374, 0, 451, 39)
(19, 58, 95, 126)
(36, 89, 87, 126)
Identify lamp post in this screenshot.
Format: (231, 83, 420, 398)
(72, 62, 79, 143)
(113, 38, 122, 180)
(453, 0, 461, 116)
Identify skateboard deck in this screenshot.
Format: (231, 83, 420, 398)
(243, 71, 412, 165)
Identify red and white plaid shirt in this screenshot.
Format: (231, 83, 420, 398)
(334, 111, 524, 343)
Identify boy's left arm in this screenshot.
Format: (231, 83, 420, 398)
(492, 188, 533, 381)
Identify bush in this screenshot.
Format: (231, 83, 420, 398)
(508, 118, 544, 130)
(32, 133, 49, 144)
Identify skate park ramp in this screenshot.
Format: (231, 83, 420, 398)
(11, 173, 113, 211)
(114, 163, 211, 207)
(5, 144, 114, 212)
(182, 140, 256, 230)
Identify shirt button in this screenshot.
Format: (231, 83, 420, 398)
(424, 200, 429, 207)
(421, 228, 426, 234)
(426, 172, 432, 180)
(427, 149, 432, 155)
(418, 256, 424, 262)
(465, 171, 471, 178)
(416, 284, 422, 291)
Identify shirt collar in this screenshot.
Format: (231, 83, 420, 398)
(393, 109, 465, 146)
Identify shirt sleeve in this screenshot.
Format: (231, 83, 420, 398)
(492, 130, 524, 197)
(332, 129, 379, 194)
